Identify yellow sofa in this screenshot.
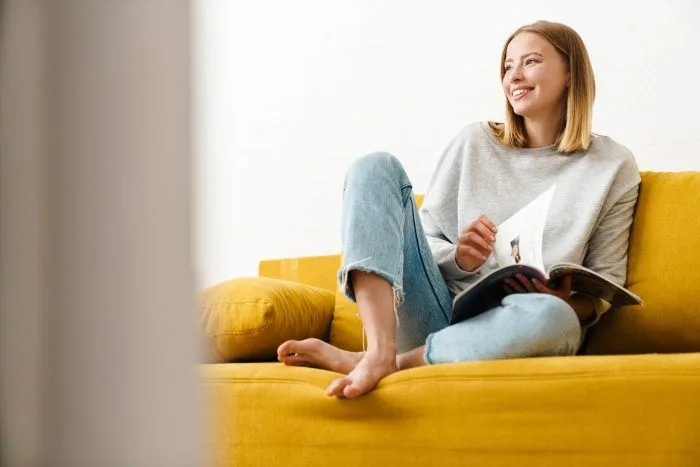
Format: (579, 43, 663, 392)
(201, 172, 700, 467)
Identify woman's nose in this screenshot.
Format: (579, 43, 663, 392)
(509, 65, 524, 82)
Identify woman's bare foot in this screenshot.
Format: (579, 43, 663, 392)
(277, 339, 398, 398)
(277, 338, 363, 375)
(326, 351, 398, 398)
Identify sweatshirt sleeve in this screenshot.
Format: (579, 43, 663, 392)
(419, 127, 482, 282)
(582, 154, 641, 287)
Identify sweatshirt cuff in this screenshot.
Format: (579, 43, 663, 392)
(441, 247, 483, 281)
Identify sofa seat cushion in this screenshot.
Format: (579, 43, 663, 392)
(201, 353, 700, 467)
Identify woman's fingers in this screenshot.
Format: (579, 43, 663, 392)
(456, 215, 499, 273)
(505, 275, 547, 295)
(515, 274, 537, 293)
(458, 231, 492, 255)
(531, 278, 550, 293)
(468, 218, 497, 244)
(532, 277, 570, 303)
(504, 277, 524, 293)
(504, 274, 574, 302)
(477, 215, 498, 234)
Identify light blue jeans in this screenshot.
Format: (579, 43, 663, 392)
(337, 152, 582, 364)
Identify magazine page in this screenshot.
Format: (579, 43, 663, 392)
(492, 185, 556, 272)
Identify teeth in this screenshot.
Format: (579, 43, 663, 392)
(513, 88, 530, 98)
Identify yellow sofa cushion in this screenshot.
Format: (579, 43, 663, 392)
(199, 277, 335, 362)
(586, 172, 700, 354)
(202, 353, 700, 467)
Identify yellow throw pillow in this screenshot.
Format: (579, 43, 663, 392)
(585, 171, 700, 354)
(199, 277, 335, 362)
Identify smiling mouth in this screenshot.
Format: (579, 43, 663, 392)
(512, 88, 533, 101)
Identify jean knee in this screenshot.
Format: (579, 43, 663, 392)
(504, 294, 582, 356)
(344, 152, 407, 186)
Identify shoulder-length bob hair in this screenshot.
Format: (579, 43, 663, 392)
(489, 21, 596, 153)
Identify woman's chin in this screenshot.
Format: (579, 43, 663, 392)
(511, 105, 532, 118)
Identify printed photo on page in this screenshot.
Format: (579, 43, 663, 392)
(492, 185, 556, 271)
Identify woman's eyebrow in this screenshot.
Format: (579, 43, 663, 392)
(504, 52, 545, 63)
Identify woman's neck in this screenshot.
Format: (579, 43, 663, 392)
(524, 108, 565, 148)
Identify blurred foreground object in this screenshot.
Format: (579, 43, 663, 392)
(1, 1, 199, 465)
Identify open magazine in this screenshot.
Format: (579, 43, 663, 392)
(450, 185, 643, 325)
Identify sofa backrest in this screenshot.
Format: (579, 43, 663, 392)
(585, 171, 700, 354)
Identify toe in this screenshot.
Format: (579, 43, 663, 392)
(281, 355, 310, 367)
(326, 377, 349, 397)
(343, 379, 373, 399)
(277, 340, 297, 359)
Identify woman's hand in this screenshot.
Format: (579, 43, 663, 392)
(503, 274, 573, 306)
(455, 215, 498, 273)
(503, 275, 596, 323)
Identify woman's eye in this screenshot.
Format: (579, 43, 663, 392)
(526, 59, 538, 65)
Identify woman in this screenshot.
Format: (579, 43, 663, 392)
(277, 20, 641, 399)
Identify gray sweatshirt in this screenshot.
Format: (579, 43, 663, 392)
(419, 122, 641, 312)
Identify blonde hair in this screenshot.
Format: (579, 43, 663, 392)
(490, 21, 596, 153)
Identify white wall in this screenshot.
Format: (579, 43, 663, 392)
(194, 0, 700, 288)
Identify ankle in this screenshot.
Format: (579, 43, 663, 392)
(396, 346, 425, 370)
(364, 346, 397, 364)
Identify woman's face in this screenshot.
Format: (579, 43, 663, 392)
(503, 32, 570, 121)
